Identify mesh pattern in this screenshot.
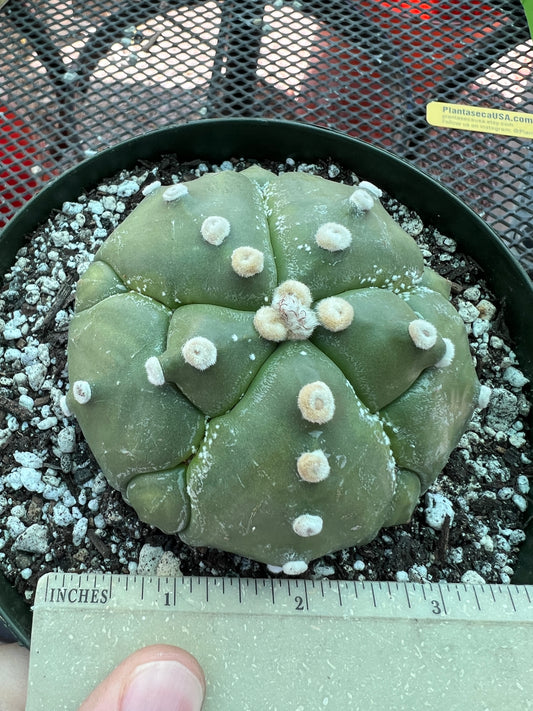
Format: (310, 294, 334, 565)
(1, 0, 532, 271)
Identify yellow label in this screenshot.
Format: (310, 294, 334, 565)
(426, 101, 533, 139)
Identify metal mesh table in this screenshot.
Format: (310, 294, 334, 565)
(1, 0, 532, 272)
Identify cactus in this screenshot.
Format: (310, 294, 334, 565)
(66, 165, 483, 574)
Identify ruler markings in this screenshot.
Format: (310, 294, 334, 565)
(404, 583, 412, 609)
(438, 585, 448, 616)
(33, 573, 533, 622)
(508, 587, 517, 612)
(472, 585, 481, 611)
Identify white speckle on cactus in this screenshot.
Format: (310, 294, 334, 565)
(162, 184, 188, 202)
(477, 384, 492, 409)
(316, 297, 354, 332)
(358, 180, 383, 199)
(282, 560, 309, 575)
(272, 280, 312, 309)
(231, 246, 264, 277)
(408, 319, 438, 350)
(349, 187, 375, 213)
(315, 222, 352, 252)
(298, 381, 335, 424)
(182, 337, 217, 371)
(145, 356, 165, 386)
(435, 338, 455, 368)
(72, 380, 92, 405)
(297, 450, 330, 482)
(201, 215, 231, 246)
(142, 180, 162, 196)
(292, 513, 323, 537)
(254, 306, 288, 342)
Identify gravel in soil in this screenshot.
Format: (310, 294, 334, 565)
(0, 156, 531, 606)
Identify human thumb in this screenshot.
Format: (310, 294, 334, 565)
(78, 644, 205, 711)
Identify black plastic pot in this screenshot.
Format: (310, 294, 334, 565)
(1, 118, 532, 647)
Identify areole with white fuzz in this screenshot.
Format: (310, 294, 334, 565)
(408, 319, 438, 350)
(72, 380, 92, 405)
(292, 513, 324, 537)
(315, 222, 352, 252)
(316, 297, 354, 332)
(296, 450, 331, 482)
(358, 180, 383, 199)
(272, 280, 313, 309)
(231, 246, 264, 277)
(162, 183, 188, 202)
(253, 306, 288, 342)
(201, 215, 231, 245)
(435, 338, 456, 368)
(297, 381, 336, 424)
(254, 279, 319, 342)
(181, 337, 218, 370)
(349, 187, 375, 213)
(142, 180, 162, 196)
(144, 356, 166, 386)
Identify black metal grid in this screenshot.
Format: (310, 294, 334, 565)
(1, 1, 532, 272)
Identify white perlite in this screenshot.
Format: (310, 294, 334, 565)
(12, 524, 49, 554)
(424, 493, 455, 531)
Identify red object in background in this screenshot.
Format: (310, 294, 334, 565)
(0, 105, 42, 227)
(362, 0, 505, 95)
(297, 0, 505, 145)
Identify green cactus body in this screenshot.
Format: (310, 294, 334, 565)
(67, 166, 482, 574)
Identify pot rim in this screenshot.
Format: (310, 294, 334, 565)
(1, 118, 532, 646)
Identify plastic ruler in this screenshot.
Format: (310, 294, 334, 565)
(26, 573, 533, 711)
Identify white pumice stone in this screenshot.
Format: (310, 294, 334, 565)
(315, 222, 352, 251)
(408, 319, 438, 350)
(201, 216, 231, 245)
(72, 380, 92, 404)
(292, 513, 323, 537)
(162, 183, 188, 202)
(145, 356, 165, 386)
(182, 337, 217, 371)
